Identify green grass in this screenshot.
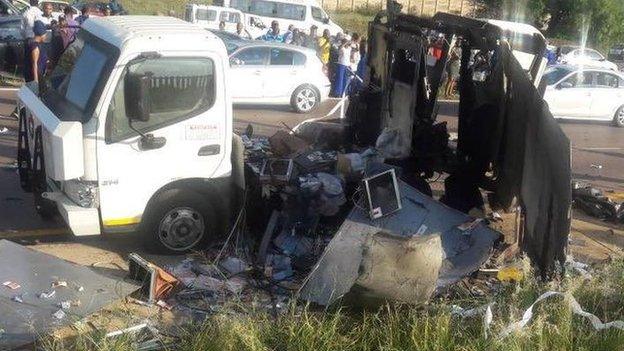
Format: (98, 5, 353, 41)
(41, 259, 624, 350)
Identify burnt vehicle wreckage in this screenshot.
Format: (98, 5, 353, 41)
(233, 2, 573, 307)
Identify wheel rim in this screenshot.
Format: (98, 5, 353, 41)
(296, 88, 317, 112)
(618, 109, 624, 124)
(158, 207, 205, 251)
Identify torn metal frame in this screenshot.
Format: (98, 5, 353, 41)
(347, 1, 570, 274)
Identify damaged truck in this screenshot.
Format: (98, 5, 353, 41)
(15, 6, 571, 307)
(290, 3, 572, 305)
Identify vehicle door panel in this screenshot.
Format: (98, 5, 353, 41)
(263, 48, 304, 98)
(96, 51, 230, 227)
(589, 72, 624, 119)
(548, 71, 594, 118)
(229, 47, 268, 100)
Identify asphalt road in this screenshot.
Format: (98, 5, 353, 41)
(0, 89, 622, 239)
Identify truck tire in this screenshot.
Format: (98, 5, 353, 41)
(614, 106, 624, 127)
(291, 85, 320, 113)
(140, 188, 215, 254)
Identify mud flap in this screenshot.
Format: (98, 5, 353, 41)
(17, 107, 32, 192)
(31, 126, 56, 219)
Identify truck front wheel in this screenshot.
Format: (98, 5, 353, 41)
(140, 189, 215, 254)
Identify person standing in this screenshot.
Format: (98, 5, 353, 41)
(236, 21, 250, 39)
(303, 25, 318, 50)
(354, 38, 367, 90)
(444, 41, 461, 97)
(318, 29, 331, 69)
(258, 20, 284, 42)
(349, 32, 360, 71)
(60, 5, 78, 48)
(76, 5, 92, 25)
(283, 24, 294, 44)
(39, 2, 54, 27)
(24, 20, 48, 85)
(22, 0, 42, 39)
(328, 32, 343, 95)
(332, 38, 351, 97)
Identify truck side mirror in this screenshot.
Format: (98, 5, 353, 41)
(323, 18, 329, 24)
(124, 73, 152, 122)
(558, 81, 574, 89)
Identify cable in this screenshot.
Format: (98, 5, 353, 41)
(212, 189, 248, 265)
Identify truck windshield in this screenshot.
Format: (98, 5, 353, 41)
(42, 31, 119, 122)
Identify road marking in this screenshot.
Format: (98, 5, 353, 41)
(0, 227, 69, 239)
(573, 147, 624, 151)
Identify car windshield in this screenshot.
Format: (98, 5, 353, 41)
(543, 67, 573, 85)
(208, 30, 244, 54)
(42, 32, 118, 122)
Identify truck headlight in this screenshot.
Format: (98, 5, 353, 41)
(63, 179, 99, 208)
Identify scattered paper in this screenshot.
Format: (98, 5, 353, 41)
(38, 290, 56, 299)
(52, 309, 66, 320)
(454, 291, 624, 339)
(3, 281, 21, 290)
(52, 281, 68, 288)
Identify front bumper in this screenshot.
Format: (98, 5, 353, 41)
(44, 183, 101, 236)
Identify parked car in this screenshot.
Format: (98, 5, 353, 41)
(608, 44, 624, 61)
(543, 65, 624, 127)
(558, 46, 618, 71)
(0, 0, 27, 76)
(213, 0, 343, 36)
(227, 41, 330, 113)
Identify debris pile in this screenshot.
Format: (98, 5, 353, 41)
(572, 182, 624, 224)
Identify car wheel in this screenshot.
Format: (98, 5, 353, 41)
(140, 189, 215, 254)
(614, 106, 624, 127)
(291, 85, 320, 114)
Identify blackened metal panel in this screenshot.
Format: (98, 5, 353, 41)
(0, 240, 138, 349)
(498, 46, 572, 273)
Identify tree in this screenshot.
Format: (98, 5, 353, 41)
(477, 0, 624, 49)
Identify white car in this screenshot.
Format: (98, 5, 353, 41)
(559, 46, 618, 71)
(228, 42, 330, 113)
(543, 65, 624, 127)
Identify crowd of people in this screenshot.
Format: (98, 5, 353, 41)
(241, 19, 367, 97)
(20, 0, 123, 87)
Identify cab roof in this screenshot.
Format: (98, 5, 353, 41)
(83, 16, 216, 48)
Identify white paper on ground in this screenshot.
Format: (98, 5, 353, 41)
(453, 291, 624, 339)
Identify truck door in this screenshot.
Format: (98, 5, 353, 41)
(96, 52, 230, 230)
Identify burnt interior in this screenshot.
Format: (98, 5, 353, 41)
(343, 4, 571, 274)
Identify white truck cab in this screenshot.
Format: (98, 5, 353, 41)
(17, 16, 239, 253)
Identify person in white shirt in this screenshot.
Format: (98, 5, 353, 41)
(38, 2, 54, 27)
(22, 0, 42, 39)
(332, 38, 351, 97)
